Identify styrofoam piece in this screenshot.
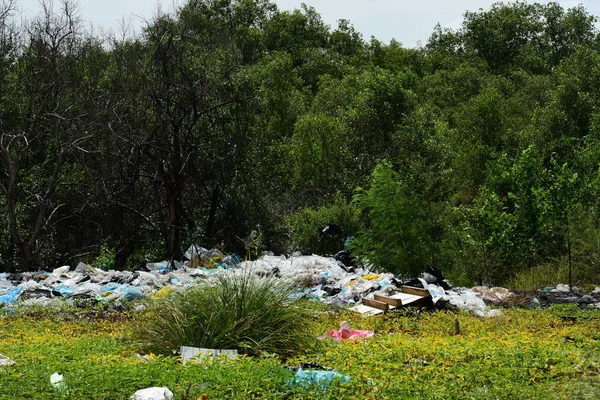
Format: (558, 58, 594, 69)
(180, 346, 237, 363)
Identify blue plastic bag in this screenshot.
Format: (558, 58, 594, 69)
(287, 368, 350, 389)
(0, 285, 25, 304)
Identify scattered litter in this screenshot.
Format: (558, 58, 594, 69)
(285, 362, 333, 372)
(443, 288, 502, 317)
(578, 295, 596, 304)
(526, 297, 541, 309)
(0, 285, 25, 304)
(50, 372, 67, 393)
(153, 286, 177, 301)
(546, 284, 572, 293)
(287, 368, 350, 389)
(180, 346, 238, 363)
(4, 244, 596, 316)
(326, 321, 374, 342)
(471, 287, 513, 304)
(52, 266, 70, 275)
(132, 353, 152, 363)
(0, 354, 15, 366)
(406, 359, 429, 368)
(352, 285, 432, 315)
(130, 387, 173, 400)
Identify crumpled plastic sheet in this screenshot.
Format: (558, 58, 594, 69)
(0, 354, 16, 366)
(130, 387, 173, 400)
(326, 321, 375, 342)
(471, 286, 513, 304)
(0, 246, 513, 317)
(0, 252, 401, 309)
(444, 288, 502, 317)
(287, 368, 350, 389)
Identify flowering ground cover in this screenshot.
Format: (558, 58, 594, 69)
(0, 304, 599, 399)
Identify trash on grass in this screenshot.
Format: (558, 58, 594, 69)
(180, 346, 238, 363)
(445, 288, 502, 317)
(130, 387, 173, 400)
(50, 372, 67, 393)
(0, 354, 15, 366)
(287, 368, 350, 389)
(326, 321, 374, 342)
(471, 286, 513, 304)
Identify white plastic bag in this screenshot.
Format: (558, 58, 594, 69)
(130, 387, 173, 400)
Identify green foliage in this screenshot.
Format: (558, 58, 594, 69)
(286, 193, 362, 255)
(2, 305, 600, 399)
(461, 2, 595, 73)
(133, 271, 314, 357)
(91, 247, 116, 271)
(351, 162, 433, 276)
(3, 0, 600, 285)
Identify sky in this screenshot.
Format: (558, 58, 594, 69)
(14, 0, 600, 47)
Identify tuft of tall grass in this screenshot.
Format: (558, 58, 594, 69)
(508, 258, 599, 291)
(133, 270, 314, 357)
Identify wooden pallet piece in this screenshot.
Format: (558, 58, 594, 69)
(373, 294, 403, 307)
(361, 297, 389, 311)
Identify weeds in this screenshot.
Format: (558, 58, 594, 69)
(2, 302, 600, 399)
(508, 259, 600, 290)
(133, 270, 314, 357)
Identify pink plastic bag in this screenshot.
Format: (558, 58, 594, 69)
(326, 321, 374, 342)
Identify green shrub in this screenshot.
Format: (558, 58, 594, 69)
(351, 162, 434, 276)
(133, 270, 314, 357)
(92, 247, 116, 271)
(286, 193, 362, 255)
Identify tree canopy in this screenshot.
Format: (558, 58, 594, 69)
(1, 0, 600, 287)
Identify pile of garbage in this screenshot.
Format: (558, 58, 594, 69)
(1, 245, 599, 314)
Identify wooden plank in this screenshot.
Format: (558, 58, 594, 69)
(351, 304, 386, 316)
(362, 298, 389, 311)
(401, 286, 430, 297)
(388, 292, 425, 306)
(374, 294, 403, 307)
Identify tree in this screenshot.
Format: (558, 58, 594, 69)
(0, 0, 108, 269)
(352, 162, 434, 276)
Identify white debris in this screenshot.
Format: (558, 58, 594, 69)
(130, 387, 173, 400)
(0, 354, 15, 366)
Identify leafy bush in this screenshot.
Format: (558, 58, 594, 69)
(286, 193, 362, 255)
(92, 247, 116, 271)
(133, 271, 314, 357)
(351, 162, 434, 276)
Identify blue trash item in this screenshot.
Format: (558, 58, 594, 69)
(0, 285, 25, 304)
(344, 236, 353, 251)
(287, 368, 350, 389)
(53, 284, 74, 296)
(221, 253, 242, 267)
(0, 275, 13, 292)
(230, 253, 242, 265)
(101, 282, 120, 293)
(117, 285, 143, 302)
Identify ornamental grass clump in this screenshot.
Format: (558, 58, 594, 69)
(133, 270, 314, 357)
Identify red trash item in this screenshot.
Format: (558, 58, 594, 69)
(326, 321, 374, 342)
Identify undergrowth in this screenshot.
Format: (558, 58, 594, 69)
(508, 259, 600, 291)
(1, 303, 599, 399)
(132, 270, 315, 357)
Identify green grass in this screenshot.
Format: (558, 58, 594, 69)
(132, 271, 314, 357)
(507, 259, 600, 291)
(1, 304, 599, 399)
